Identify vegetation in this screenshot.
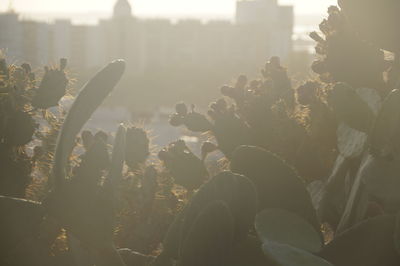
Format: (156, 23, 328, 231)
(2, 2, 400, 266)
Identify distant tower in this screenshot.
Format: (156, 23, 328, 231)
(235, 0, 293, 59)
(113, 0, 133, 19)
(7, 0, 16, 13)
(111, 0, 134, 60)
(236, 0, 278, 25)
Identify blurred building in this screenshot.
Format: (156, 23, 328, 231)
(0, 0, 293, 72)
(0, 11, 22, 61)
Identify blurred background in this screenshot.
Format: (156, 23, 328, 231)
(0, 0, 335, 145)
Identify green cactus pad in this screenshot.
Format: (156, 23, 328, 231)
(361, 155, 400, 207)
(262, 242, 333, 266)
(181, 171, 257, 245)
(336, 84, 382, 158)
(355, 88, 382, 115)
(338, 0, 400, 52)
(370, 89, 400, 158)
(313, 155, 351, 229)
(327, 83, 375, 133)
(336, 154, 370, 234)
(53, 60, 125, 190)
(320, 215, 400, 266)
(109, 124, 127, 183)
(0, 196, 44, 256)
(159, 171, 257, 262)
(395, 212, 400, 256)
(125, 126, 150, 170)
(337, 123, 368, 159)
(256, 208, 323, 253)
(179, 201, 234, 266)
(230, 145, 319, 230)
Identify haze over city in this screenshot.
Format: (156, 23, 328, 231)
(0, 0, 327, 112)
(1, 0, 336, 20)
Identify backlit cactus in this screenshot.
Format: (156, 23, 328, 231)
(169, 56, 334, 181)
(320, 215, 400, 266)
(0, 58, 68, 198)
(52, 60, 125, 188)
(310, 6, 388, 90)
(338, 0, 400, 52)
(158, 139, 208, 190)
(3, 2, 400, 266)
(32, 58, 69, 109)
(125, 126, 150, 171)
(155, 171, 257, 265)
(45, 60, 126, 252)
(179, 201, 234, 266)
(230, 145, 320, 230)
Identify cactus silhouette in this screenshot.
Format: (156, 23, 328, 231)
(310, 6, 388, 90)
(230, 145, 319, 230)
(0, 58, 70, 198)
(338, 0, 400, 52)
(169, 57, 333, 181)
(181, 171, 257, 243)
(0, 196, 45, 263)
(125, 126, 150, 171)
(43, 60, 127, 265)
(32, 58, 69, 109)
(109, 125, 127, 183)
(156, 171, 257, 265)
(327, 83, 375, 133)
(52, 59, 125, 190)
(178, 201, 234, 266)
(320, 215, 400, 266)
(158, 140, 208, 190)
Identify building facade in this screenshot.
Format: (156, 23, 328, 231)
(0, 0, 293, 72)
(0, 0, 293, 109)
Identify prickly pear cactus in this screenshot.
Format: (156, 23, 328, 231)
(310, 6, 388, 90)
(230, 145, 319, 230)
(181, 171, 257, 243)
(169, 57, 336, 181)
(157, 171, 257, 264)
(338, 0, 400, 52)
(178, 201, 234, 266)
(0, 58, 71, 198)
(369, 89, 400, 158)
(327, 83, 375, 133)
(320, 215, 400, 266)
(44, 60, 126, 252)
(52, 60, 125, 189)
(262, 242, 333, 266)
(32, 58, 68, 109)
(158, 139, 208, 190)
(0, 196, 45, 261)
(125, 126, 150, 171)
(255, 209, 323, 253)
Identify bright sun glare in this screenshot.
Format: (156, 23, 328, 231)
(1, 0, 337, 16)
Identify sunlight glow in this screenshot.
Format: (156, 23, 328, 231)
(1, 0, 337, 17)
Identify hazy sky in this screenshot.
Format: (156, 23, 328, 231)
(0, 0, 337, 17)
